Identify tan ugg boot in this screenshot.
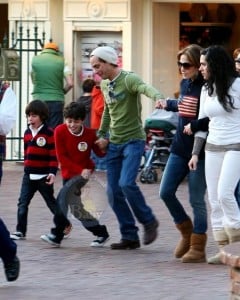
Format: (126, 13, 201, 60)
(225, 227, 240, 243)
(181, 233, 207, 263)
(174, 219, 193, 258)
(207, 230, 229, 265)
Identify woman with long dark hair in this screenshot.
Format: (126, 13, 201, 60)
(189, 45, 240, 264)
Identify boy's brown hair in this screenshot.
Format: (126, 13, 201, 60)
(25, 100, 49, 122)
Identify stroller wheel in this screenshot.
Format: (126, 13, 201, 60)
(147, 169, 158, 183)
(140, 171, 147, 183)
(140, 169, 158, 184)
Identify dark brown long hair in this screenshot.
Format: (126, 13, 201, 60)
(201, 45, 238, 112)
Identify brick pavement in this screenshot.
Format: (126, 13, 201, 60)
(0, 162, 230, 300)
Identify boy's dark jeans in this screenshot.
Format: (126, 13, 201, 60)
(51, 175, 109, 243)
(51, 208, 108, 243)
(51, 208, 69, 242)
(16, 174, 57, 235)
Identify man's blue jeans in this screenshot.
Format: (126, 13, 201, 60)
(107, 139, 156, 241)
(159, 153, 207, 234)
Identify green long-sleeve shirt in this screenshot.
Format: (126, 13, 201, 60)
(98, 70, 164, 144)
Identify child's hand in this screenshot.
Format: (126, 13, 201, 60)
(81, 169, 91, 180)
(46, 174, 55, 185)
(95, 138, 109, 151)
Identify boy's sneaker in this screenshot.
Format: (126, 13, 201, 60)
(10, 232, 25, 240)
(4, 256, 20, 282)
(90, 235, 110, 247)
(63, 223, 73, 239)
(40, 233, 60, 247)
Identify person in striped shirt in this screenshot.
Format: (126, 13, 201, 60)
(10, 100, 72, 240)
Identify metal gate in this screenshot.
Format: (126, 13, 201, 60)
(5, 20, 45, 161)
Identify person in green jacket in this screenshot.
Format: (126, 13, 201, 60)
(90, 46, 164, 250)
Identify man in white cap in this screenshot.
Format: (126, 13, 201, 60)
(90, 46, 164, 249)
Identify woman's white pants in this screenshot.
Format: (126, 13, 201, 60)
(205, 150, 240, 230)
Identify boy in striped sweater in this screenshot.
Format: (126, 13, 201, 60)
(11, 100, 71, 240)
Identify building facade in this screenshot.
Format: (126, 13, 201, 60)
(3, 0, 240, 159)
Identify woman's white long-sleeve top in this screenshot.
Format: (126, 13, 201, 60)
(195, 78, 240, 145)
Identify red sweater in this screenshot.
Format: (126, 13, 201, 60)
(54, 124, 105, 180)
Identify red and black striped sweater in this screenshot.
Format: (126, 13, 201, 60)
(24, 124, 58, 175)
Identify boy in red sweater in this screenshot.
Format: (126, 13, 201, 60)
(11, 100, 72, 240)
(41, 101, 109, 247)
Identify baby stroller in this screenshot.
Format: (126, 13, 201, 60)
(139, 109, 178, 184)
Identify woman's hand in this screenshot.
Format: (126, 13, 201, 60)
(183, 123, 193, 135)
(155, 99, 167, 109)
(188, 155, 199, 171)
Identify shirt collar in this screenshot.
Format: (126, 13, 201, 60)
(29, 124, 44, 137)
(68, 125, 84, 136)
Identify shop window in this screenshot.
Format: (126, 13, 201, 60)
(180, 3, 235, 48)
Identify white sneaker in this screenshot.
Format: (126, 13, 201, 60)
(40, 234, 60, 247)
(10, 232, 26, 240)
(90, 236, 110, 247)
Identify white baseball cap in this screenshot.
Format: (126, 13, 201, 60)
(90, 46, 118, 65)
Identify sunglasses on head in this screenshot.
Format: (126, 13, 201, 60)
(177, 62, 193, 69)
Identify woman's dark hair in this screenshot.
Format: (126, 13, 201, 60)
(201, 45, 238, 112)
(63, 101, 86, 120)
(25, 100, 49, 122)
